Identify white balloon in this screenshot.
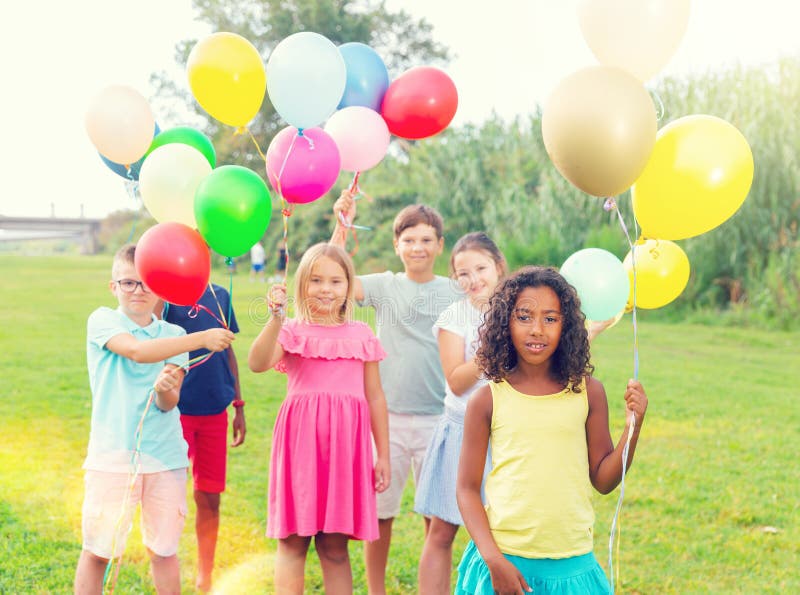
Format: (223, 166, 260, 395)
(85, 85, 154, 164)
(139, 144, 212, 228)
(578, 0, 691, 81)
(266, 32, 346, 129)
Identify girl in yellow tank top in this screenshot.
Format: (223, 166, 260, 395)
(455, 266, 648, 595)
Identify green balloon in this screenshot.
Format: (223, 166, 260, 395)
(147, 126, 216, 167)
(195, 165, 272, 257)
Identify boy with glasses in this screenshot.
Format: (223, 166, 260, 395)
(74, 243, 235, 594)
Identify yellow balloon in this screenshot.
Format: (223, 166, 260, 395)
(632, 115, 754, 240)
(623, 239, 690, 309)
(542, 66, 657, 197)
(187, 32, 266, 128)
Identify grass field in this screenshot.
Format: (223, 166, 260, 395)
(1, 254, 798, 594)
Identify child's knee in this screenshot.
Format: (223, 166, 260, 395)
(315, 535, 350, 564)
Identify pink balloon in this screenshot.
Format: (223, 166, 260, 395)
(265, 127, 341, 204)
(324, 106, 390, 172)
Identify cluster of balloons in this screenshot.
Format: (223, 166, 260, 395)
(186, 31, 458, 203)
(86, 32, 458, 306)
(85, 86, 272, 306)
(545, 0, 754, 319)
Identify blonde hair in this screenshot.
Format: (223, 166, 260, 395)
(293, 243, 355, 323)
(112, 243, 136, 278)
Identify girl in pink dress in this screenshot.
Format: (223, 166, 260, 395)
(248, 243, 390, 594)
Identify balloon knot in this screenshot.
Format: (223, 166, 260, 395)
(297, 128, 304, 137)
(603, 198, 617, 212)
(188, 305, 201, 319)
(225, 256, 234, 266)
(281, 208, 293, 217)
(234, 126, 247, 135)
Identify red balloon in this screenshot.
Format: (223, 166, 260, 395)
(135, 222, 210, 306)
(380, 66, 458, 140)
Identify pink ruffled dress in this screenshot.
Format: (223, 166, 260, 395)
(267, 319, 386, 541)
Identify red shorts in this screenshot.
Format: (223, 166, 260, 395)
(181, 410, 228, 493)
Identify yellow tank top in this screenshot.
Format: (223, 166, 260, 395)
(485, 378, 594, 558)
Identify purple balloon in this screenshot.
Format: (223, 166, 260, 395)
(265, 127, 341, 204)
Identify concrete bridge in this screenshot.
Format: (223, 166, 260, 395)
(0, 215, 102, 253)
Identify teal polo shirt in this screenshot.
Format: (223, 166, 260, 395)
(84, 306, 189, 473)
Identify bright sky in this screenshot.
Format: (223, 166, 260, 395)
(2, 0, 798, 219)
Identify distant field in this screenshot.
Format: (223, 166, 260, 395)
(1, 254, 797, 593)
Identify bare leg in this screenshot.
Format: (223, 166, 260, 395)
(315, 533, 353, 594)
(364, 517, 393, 595)
(74, 550, 109, 595)
(275, 534, 311, 595)
(148, 549, 180, 595)
(194, 490, 221, 592)
(417, 517, 460, 595)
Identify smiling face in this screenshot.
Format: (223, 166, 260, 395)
(110, 261, 158, 326)
(393, 223, 444, 281)
(304, 255, 350, 323)
(453, 249, 502, 308)
(509, 285, 564, 369)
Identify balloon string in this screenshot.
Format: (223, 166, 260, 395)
(267, 132, 301, 283)
(648, 88, 666, 122)
(245, 128, 267, 163)
(602, 197, 641, 593)
(608, 412, 636, 594)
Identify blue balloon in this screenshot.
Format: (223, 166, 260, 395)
(99, 122, 160, 180)
(338, 42, 390, 112)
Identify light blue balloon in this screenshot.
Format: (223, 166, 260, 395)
(99, 122, 160, 180)
(266, 32, 347, 129)
(560, 248, 629, 321)
(338, 42, 390, 112)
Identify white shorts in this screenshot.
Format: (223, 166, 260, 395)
(81, 468, 187, 559)
(376, 412, 440, 519)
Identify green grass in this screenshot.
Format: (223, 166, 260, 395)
(1, 254, 798, 593)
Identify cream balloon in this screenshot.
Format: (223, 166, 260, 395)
(542, 66, 657, 197)
(85, 85, 155, 165)
(139, 144, 212, 228)
(578, 0, 691, 81)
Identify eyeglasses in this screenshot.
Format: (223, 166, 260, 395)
(114, 279, 150, 293)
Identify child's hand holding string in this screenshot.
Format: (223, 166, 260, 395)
(154, 364, 185, 412)
(202, 328, 235, 352)
(624, 379, 648, 424)
(268, 283, 287, 320)
(486, 555, 533, 594)
(333, 189, 357, 228)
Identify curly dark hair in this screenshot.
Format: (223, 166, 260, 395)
(476, 266, 594, 392)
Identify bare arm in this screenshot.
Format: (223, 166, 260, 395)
(457, 386, 531, 594)
(105, 328, 235, 364)
(153, 364, 185, 412)
(438, 329, 482, 396)
(228, 347, 246, 446)
(248, 285, 286, 372)
(586, 377, 648, 494)
(330, 189, 355, 248)
(364, 361, 390, 492)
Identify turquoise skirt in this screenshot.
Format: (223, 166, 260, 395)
(456, 540, 612, 595)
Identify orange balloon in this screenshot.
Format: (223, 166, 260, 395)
(542, 66, 657, 197)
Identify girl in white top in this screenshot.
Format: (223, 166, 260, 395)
(414, 232, 507, 594)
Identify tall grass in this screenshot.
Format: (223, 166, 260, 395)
(1, 255, 798, 593)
